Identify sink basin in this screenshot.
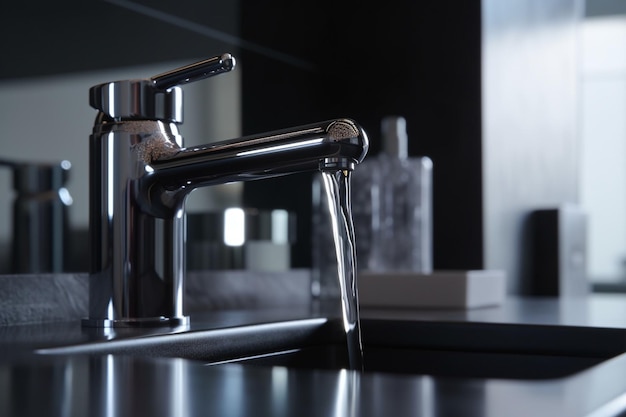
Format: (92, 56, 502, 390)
(38, 317, 626, 380)
(209, 319, 626, 380)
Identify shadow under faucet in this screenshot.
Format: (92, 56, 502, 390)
(85, 53, 369, 327)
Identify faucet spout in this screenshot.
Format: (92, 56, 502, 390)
(84, 53, 369, 327)
(147, 119, 367, 213)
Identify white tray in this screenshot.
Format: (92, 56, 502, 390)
(358, 270, 506, 309)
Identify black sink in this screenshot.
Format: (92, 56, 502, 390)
(207, 319, 626, 380)
(37, 317, 626, 380)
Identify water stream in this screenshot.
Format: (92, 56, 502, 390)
(321, 170, 364, 371)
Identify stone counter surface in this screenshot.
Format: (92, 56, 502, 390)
(0, 271, 311, 326)
(2, 284, 626, 415)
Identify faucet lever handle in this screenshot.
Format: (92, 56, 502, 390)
(90, 53, 237, 122)
(151, 53, 236, 90)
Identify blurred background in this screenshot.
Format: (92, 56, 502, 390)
(0, 0, 624, 295)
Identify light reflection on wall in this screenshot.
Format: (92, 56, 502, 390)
(580, 15, 626, 282)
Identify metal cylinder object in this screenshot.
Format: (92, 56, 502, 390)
(1, 159, 73, 273)
(187, 208, 296, 271)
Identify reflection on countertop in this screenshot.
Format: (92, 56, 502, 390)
(1, 295, 626, 415)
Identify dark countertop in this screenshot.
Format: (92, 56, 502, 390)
(362, 294, 626, 328)
(3, 294, 626, 416)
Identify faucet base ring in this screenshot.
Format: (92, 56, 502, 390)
(82, 316, 190, 328)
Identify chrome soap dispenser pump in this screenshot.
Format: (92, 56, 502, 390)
(0, 158, 73, 274)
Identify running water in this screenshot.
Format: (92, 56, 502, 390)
(321, 170, 364, 371)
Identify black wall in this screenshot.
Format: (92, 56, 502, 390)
(0, 1, 240, 80)
(240, 1, 484, 270)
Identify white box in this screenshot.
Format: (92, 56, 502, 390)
(358, 270, 506, 309)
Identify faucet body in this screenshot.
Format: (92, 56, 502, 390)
(85, 54, 368, 327)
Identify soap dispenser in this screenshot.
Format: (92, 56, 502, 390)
(0, 158, 73, 273)
(352, 116, 433, 273)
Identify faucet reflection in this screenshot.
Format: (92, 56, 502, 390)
(85, 53, 369, 327)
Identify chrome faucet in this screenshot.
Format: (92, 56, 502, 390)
(84, 53, 369, 327)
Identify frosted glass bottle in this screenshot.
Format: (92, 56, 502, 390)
(352, 116, 433, 273)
